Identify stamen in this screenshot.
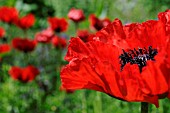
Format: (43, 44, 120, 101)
(119, 46, 158, 73)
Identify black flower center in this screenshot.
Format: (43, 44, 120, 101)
(119, 46, 158, 73)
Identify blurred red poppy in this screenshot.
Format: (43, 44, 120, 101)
(0, 44, 10, 54)
(0, 27, 5, 38)
(61, 13, 170, 107)
(48, 17, 68, 32)
(15, 14, 35, 29)
(76, 29, 90, 42)
(0, 6, 18, 24)
(12, 37, 37, 53)
(89, 14, 111, 31)
(51, 36, 67, 49)
(68, 8, 85, 23)
(0, 44, 10, 61)
(35, 27, 54, 43)
(9, 65, 39, 82)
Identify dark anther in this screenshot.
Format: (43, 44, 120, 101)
(119, 46, 158, 73)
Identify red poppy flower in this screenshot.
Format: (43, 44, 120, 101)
(68, 8, 85, 23)
(158, 9, 170, 35)
(35, 27, 54, 43)
(158, 9, 170, 66)
(51, 36, 67, 49)
(158, 9, 170, 65)
(158, 9, 170, 98)
(15, 14, 35, 29)
(0, 44, 10, 61)
(61, 12, 170, 107)
(0, 27, 5, 38)
(76, 29, 90, 42)
(0, 6, 18, 24)
(0, 44, 10, 54)
(12, 37, 37, 53)
(48, 17, 68, 32)
(89, 14, 111, 31)
(9, 65, 39, 82)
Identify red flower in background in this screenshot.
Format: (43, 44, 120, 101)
(89, 14, 111, 31)
(15, 14, 35, 29)
(0, 27, 5, 38)
(0, 44, 10, 54)
(51, 36, 67, 49)
(0, 44, 10, 61)
(9, 65, 39, 82)
(35, 27, 54, 43)
(0, 6, 18, 24)
(61, 11, 170, 107)
(48, 17, 68, 32)
(76, 29, 90, 42)
(68, 8, 85, 23)
(12, 37, 37, 53)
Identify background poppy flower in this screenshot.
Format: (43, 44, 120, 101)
(0, 44, 10, 61)
(22, 66, 40, 82)
(15, 14, 35, 29)
(0, 27, 5, 38)
(0, 44, 10, 54)
(48, 17, 68, 32)
(51, 36, 67, 49)
(0, 6, 18, 24)
(12, 37, 37, 53)
(35, 27, 54, 43)
(76, 29, 90, 42)
(8, 65, 39, 82)
(61, 17, 170, 107)
(8, 66, 22, 80)
(68, 8, 85, 23)
(89, 14, 111, 31)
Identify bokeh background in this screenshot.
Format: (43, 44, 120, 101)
(0, 0, 170, 113)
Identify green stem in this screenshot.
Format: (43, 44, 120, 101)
(75, 23, 79, 31)
(24, 30, 28, 38)
(93, 92, 102, 113)
(81, 91, 87, 113)
(141, 102, 148, 113)
(5, 23, 11, 41)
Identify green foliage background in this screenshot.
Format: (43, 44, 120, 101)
(0, 0, 169, 113)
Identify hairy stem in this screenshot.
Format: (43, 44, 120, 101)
(141, 102, 148, 113)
